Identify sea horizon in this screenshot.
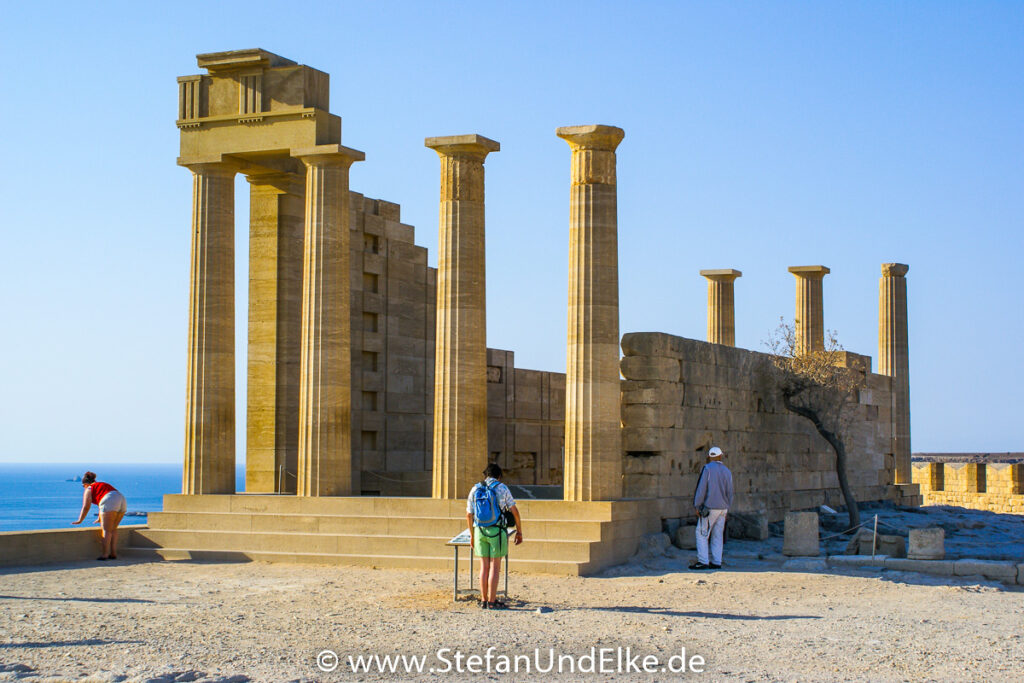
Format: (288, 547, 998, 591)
(0, 462, 247, 533)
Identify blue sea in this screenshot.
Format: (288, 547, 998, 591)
(0, 463, 246, 533)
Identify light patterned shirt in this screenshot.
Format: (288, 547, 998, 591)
(466, 477, 516, 522)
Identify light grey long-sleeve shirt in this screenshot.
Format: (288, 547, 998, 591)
(693, 461, 734, 510)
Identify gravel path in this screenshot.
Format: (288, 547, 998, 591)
(1, 547, 1022, 682)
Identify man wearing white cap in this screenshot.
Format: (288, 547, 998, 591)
(690, 446, 734, 570)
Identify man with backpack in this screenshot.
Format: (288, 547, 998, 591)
(466, 463, 523, 609)
(689, 446, 733, 571)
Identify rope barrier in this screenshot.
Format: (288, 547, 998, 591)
(818, 520, 870, 542)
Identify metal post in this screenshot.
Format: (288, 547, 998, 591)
(872, 514, 879, 560)
(453, 545, 459, 602)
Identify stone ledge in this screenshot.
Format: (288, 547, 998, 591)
(952, 559, 1019, 582)
(882, 557, 955, 577)
(828, 554, 889, 569)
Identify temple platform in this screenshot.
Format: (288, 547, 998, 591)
(127, 495, 661, 576)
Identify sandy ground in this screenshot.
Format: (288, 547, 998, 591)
(2, 537, 1023, 683)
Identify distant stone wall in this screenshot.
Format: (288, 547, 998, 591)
(487, 349, 565, 486)
(912, 462, 1024, 514)
(619, 332, 903, 522)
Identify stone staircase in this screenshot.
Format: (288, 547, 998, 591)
(127, 495, 659, 575)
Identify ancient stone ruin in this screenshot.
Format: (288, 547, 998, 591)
(142, 49, 920, 573)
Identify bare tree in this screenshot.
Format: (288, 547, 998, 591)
(766, 320, 865, 529)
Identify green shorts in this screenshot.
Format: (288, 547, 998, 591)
(474, 526, 508, 558)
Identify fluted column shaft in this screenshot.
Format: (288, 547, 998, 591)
(425, 135, 499, 499)
(558, 125, 625, 502)
(183, 162, 237, 494)
(788, 265, 830, 354)
(245, 172, 305, 493)
(700, 269, 742, 346)
(294, 145, 364, 496)
(879, 263, 911, 484)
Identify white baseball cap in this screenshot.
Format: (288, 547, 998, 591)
(708, 446, 723, 458)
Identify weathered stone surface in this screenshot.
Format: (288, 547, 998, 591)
(726, 510, 769, 540)
(617, 327, 900, 523)
(634, 532, 671, 559)
(621, 332, 687, 359)
(622, 426, 675, 453)
(621, 380, 684, 406)
(783, 557, 828, 572)
(783, 512, 820, 556)
(908, 527, 945, 560)
(845, 530, 906, 558)
(952, 559, 1018, 582)
(674, 524, 697, 550)
(883, 557, 955, 576)
(1018, 563, 1024, 586)
(662, 517, 681, 539)
(620, 356, 680, 382)
(828, 555, 889, 569)
(621, 404, 677, 429)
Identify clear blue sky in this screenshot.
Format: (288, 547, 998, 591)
(1, 1, 1021, 463)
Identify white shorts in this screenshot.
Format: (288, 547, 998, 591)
(98, 490, 127, 514)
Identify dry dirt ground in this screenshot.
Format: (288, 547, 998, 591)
(1, 548, 1022, 682)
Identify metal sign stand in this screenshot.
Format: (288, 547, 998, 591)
(446, 526, 514, 603)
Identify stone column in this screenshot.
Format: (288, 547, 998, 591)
(558, 124, 625, 502)
(425, 134, 499, 499)
(244, 172, 305, 494)
(879, 263, 911, 484)
(700, 269, 742, 346)
(182, 161, 238, 494)
(788, 265, 830, 354)
(293, 144, 364, 497)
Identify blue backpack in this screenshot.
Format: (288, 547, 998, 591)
(472, 480, 502, 528)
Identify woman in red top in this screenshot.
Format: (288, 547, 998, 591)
(71, 471, 127, 560)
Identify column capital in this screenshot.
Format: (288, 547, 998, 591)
(700, 268, 743, 282)
(556, 124, 624, 152)
(292, 144, 365, 167)
(424, 134, 500, 161)
(881, 263, 909, 278)
(788, 265, 830, 279)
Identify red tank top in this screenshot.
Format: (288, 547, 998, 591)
(90, 482, 115, 504)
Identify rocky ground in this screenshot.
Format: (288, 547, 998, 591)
(1, 506, 1022, 682)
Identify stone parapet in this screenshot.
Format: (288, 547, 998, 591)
(912, 462, 1024, 514)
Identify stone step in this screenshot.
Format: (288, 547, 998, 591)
(159, 494, 618, 522)
(132, 528, 596, 562)
(147, 511, 607, 541)
(122, 546, 593, 576)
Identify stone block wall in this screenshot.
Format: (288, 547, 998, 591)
(912, 462, 1024, 514)
(619, 332, 898, 522)
(347, 194, 565, 496)
(487, 349, 566, 486)
(349, 193, 435, 496)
